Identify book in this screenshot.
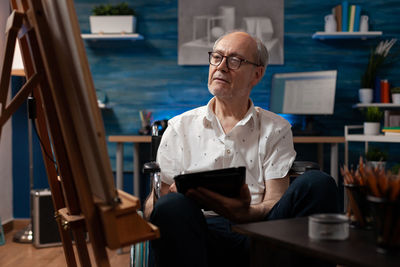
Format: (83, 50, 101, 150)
(348, 5, 356, 32)
(383, 131, 400, 136)
(384, 110, 400, 128)
(353, 5, 361, 32)
(332, 4, 342, 32)
(389, 114, 400, 127)
(382, 127, 400, 136)
(374, 77, 381, 103)
(382, 127, 400, 131)
(341, 1, 349, 32)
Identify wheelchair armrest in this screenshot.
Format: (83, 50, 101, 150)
(289, 161, 320, 176)
(143, 161, 161, 174)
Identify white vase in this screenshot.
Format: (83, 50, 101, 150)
(89, 15, 136, 34)
(324, 14, 337, 33)
(360, 15, 369, 32)
(392, 93, 400, 104)
(364, 122, 380, 135)
(359, 88, 373, 103)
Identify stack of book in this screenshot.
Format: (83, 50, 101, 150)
(382, 127, 400, 136)
(332, 1, 363, 32)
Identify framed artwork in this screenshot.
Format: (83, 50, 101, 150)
(178, 0, 284, 65)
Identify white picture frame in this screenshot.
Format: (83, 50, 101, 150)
(178, 0, 284, 65)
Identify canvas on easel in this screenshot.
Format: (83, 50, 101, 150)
(0, 0, 159, 266)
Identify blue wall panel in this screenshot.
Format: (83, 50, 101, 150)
(12, 0, 400, 217)
(75, 0, 400, 169)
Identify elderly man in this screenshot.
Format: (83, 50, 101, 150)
(145, 31, 339, 267)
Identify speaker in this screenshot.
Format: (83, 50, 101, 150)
(31, 189, 61, 247)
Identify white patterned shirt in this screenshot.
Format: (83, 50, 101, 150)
(157, 98, 296, 205)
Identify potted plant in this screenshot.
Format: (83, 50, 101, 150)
(365, 146, 388, 169)
(391, 163, 400, 174)
(363, 106, 383, 135)
(360, 39, 397, 103)
(391, 87, 400, 104)
(90, 2, 137, 34)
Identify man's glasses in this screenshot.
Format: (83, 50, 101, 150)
(208, 52, 261, 70)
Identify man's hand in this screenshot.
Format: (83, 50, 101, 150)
(168, 182, 178, 193)
(186, 184, 251, 223)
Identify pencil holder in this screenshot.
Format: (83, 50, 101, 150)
(344, 184, 372, 229)
(367, 195, 400, 254)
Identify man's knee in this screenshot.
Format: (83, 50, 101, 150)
(295, 170, 336, 191)
(293, 170, 340, 212)
(150, 193, 203, 224)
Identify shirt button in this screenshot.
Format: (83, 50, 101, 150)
(227, 149, 231, 154)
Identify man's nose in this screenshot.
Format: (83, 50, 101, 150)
(217, 57, 229, 71)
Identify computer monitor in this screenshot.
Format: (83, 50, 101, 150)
(269, 70, 337, 135)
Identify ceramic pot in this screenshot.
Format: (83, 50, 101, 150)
(364, 122, 380, 135)
(392, 93, 400, 104)
(89, 15, 136, 34)
(359, 88, 373, 103)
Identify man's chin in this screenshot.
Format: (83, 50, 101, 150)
(209, 92, 233, 100)
(209, 86, 230, 97)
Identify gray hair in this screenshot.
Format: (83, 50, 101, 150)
(213, 30, 269, 69)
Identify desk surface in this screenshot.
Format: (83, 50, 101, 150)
(233, 217, 400, 267)
(108, 135, 151, 143)
(293, 136, 345, 143)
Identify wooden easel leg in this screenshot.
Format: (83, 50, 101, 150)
(0, 73, 40, 126)
(71, 226, 91, 267)
(55, 216, 78, 267)
(0, 10, 24, 136)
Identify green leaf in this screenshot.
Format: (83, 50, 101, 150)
(92, 2, 136, 16)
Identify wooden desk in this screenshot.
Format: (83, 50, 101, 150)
(293, 136, 344, 184)
(233, 217, 400, 267)
(108, 136, 345, 197)
(108, 135, 151, 197)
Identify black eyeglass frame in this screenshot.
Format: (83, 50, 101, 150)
(208, 51, 262, 70)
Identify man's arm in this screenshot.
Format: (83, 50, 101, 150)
(186, 175, 289, 223)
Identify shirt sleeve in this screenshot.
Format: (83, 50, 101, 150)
(156, 122, 184, 185)
(262, 123, 296, 180)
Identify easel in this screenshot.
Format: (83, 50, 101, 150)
(0, 1, 159, 266)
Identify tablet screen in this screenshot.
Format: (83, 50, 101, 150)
(174, 167, 246, 198)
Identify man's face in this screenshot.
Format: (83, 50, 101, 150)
(208, 32, 263, 101)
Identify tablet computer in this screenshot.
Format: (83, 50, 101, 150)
(174, 166, 246, 198)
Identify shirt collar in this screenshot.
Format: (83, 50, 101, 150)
(204, 97, 257, 129)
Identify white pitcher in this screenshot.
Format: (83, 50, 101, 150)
(324, 14, 337, 33)
(360, 15, 369, 32)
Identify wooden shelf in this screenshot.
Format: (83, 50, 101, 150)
(353, 103, 400, 108)
(81, 33, 144, 41)
(345, 134, 400, 142)
(345, 125, 400, 142)
(312, 31, 382, 40)
(344, 125, 400, 166)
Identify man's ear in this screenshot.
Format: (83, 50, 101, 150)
(251, 66, 265, 86)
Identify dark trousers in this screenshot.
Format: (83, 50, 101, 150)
(150, 170, 340, 267)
